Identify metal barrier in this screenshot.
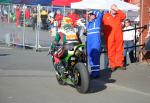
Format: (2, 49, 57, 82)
(0, 4, 72, 51)
(101, 24, 148, 63)
(123, 24, 147, 59)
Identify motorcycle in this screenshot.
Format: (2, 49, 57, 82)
(49, 42, 89, 93)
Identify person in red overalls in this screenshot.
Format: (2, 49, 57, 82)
(15, 6, 21, 27)
(55, 9, 63, 28)
(102, 4, 126, 71)
(25, 7, 30, 26)
(25, 7, 30, 19)
(67, 9, 80, 27)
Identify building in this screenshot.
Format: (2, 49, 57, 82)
(140, 0, 150, 61)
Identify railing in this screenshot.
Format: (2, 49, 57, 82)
(101, 24, 148, 63)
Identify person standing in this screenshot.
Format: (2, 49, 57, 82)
(31, 7, 37, 30)
(40, 8, 48, 30)
(123, 19, 136, 66)
(86, 10, 103, 78)
(15, 6, 21, 27)
(67, 9, 80, 27)
(55, 9, 63, 29)
(25, 7, 30, 26)
(102, 4, 126, 71)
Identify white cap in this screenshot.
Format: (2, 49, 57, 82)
(49, 12, 55, 18)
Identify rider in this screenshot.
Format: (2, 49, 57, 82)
(50, 17, 80, 65)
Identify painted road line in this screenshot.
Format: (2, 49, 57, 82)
(107, 83, 150, 97)
(0, 46, 12, 49)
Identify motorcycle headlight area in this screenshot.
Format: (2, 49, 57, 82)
(78, 46, 84, 51)
(75, 46, 85, 56)
(70, 57, 76, 60)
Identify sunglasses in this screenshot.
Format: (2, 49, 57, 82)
(88, 13, 94, 16)
(125, 21, 130, 24)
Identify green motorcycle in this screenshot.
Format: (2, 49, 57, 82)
(49, 42, 89, 93)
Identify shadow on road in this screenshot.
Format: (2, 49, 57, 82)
(88, 69, 116, 93)
(0, 54, 11, 56)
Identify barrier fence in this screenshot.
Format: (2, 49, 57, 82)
(0, 4, 74, 50)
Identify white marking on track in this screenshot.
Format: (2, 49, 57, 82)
(107, 83, 150, 97)
(0, 46, 12, 49)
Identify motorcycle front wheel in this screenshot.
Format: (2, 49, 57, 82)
(74, 63, 89, 93)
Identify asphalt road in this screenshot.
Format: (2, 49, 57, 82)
(0, 45, 150, 103)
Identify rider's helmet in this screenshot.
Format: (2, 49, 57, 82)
(49, 12, 55, 18)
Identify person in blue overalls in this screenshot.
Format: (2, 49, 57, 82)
(86, 10, 103, 78)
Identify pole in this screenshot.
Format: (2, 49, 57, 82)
(36, 4, 39, 50)
(63, 6, 65, 16)
(22, 4, 26, 48)
(35, 4, 41, 51)
(8, 4, 10, 23)
(134, 24, 137, 61)
(140, 0, 144, 62)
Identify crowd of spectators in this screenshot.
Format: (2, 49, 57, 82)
(1, 5, 85, 32)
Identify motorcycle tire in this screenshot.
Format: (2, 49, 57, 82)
(74, 63, 89, 93)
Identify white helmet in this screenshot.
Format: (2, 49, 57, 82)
(49, 12, 55, 18)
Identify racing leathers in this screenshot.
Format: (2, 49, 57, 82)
(50, 28, 79, 64)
